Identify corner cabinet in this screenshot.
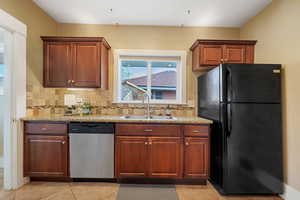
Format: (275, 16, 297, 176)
(190, 40, 257, 71)
(41, 37, 111, 89)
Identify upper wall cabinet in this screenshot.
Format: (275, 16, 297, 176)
(190, 40, 257, 71)
(41, 37, 111, 89)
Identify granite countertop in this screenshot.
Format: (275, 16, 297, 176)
(21, 115, 212, 124)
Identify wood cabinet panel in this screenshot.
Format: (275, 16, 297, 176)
(24, 135, 68, 177)
(72, 42, 100, 87)
(200, 45, 223, 66)
(42, 37, 110, 88)
(44, 42, 71, 87)
(190, 40, 257, 71)
(115, 136, 148, 178)
(184, 137, 209, 178)
(223, 45, 246, 63)
(148, 137, 182, 178)
(183, 125, 209, 137)
(25, 122, 67, 135)
(116, 124, 181, 137)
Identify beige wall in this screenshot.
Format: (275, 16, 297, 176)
(240, 0, 300, 191)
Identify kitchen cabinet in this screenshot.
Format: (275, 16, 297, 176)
(190, 40, 257, 71)
(115, 136, 182, 179)
(115, 136, 148, 178)
(41, 37, 110, 89)
(24, 122, 69, 178)
(184, 137, 209, 178)
(148, 137, 182, 178)
(24, 135, 68, 177)
(115, 123, 210, 181)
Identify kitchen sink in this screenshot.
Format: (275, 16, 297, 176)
(121, 115, 177, 120)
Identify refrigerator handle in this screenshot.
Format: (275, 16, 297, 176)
(227, 104, 232, 137)
(227, 68, 233, 102)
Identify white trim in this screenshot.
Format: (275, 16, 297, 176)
(0, 9, 27, 36)
(0, 8, 27, 190)
(0, 157, 3, 168)
(113, 49, 187, 105)
(281, 184, 300, 200)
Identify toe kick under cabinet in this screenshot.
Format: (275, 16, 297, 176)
(115, 123, 210, 182)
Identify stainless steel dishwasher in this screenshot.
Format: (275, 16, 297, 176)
(69, 122, 114, 179)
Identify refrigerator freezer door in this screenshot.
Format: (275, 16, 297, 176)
(222, 64, 281, 103)
(224, 103, 283, 194)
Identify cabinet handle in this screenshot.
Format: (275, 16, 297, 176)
(41, 128, 47, 131)
(192, 130, 200, 133)
(144, 129, 153, 132)
(62, 141, 65, 145)
(185, 142, 189, 146)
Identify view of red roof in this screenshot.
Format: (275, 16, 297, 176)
(125, 71, 176, 88)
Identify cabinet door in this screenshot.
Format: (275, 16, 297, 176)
(72, 42, 101, 87)
(184, 137, 209, 178)
(148, 137, 182, 178)
(24, 135, 68, 177)
(115, 136, 148, 178)
(223, 45, 246, 63)
(44, 42, 71, 87)
(200, 45, 223, 66)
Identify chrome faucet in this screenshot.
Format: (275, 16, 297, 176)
(122, 81, 151, 119)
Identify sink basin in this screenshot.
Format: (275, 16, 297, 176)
(121, 115, 177, 120)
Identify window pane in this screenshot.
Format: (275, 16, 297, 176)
(121, 60, 148, 101)
(150, 61, 177, 100)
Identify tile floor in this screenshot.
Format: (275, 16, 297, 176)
(0, 181, 282, 200)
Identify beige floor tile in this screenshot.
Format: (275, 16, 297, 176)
(70, 182, 119, 200)
(0, 189, 15, 200)
(41, 189, 75, 200)
(15, 182, 71, 200)
(176, 184, 282, 200)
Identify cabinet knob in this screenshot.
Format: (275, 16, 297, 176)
(220, 58, 224, 62)
(62, 141, 65, 145)
(68, 80, 72, 84)
(145, 142, 148, 145)
(149, 142, 152, 145)
(185, 142, 189, 146)
(71, 80, 75, 83)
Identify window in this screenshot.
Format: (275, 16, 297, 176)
(114, 50, 186, 104)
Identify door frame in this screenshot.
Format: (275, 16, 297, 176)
(0, 8, 27, 190)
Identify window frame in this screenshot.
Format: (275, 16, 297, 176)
(114, 49, 187, 104)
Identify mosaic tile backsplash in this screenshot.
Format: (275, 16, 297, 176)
(26, 85, 195, 117)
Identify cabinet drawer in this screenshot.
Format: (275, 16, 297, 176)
(116, 124, 181, 137)
(183, 125, 209, 137)
(25, 122, 68, 135)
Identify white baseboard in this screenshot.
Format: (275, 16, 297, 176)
(281, 184, 300, 200)
(0, 157, 3, 168)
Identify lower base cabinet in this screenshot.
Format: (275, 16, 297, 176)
(24, 135, 68, 178)
(184, 137, 209, 178)
(115, 136, 182, 179)
(115, 124, 210, 181)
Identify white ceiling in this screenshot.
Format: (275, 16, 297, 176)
(33, 0, 272, 27)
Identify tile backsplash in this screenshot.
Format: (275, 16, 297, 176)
(26, 85, 195, 117)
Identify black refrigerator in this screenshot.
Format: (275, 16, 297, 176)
(198, 63, 283, 195)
